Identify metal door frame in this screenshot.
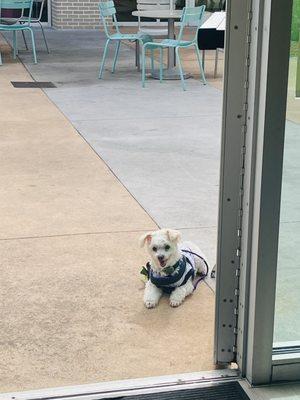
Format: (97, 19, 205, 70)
(215, 0, 300, 385)
(47, 0, 52, 27)
(214, 0, 251, 365)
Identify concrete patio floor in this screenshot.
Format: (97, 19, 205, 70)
(10, 28, 224, 285)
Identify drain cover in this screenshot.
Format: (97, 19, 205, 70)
(116, 382, 249, 400)
(11, 81, 56, 88)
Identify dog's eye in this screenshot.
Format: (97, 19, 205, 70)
(165, 245, 170, 251)
(152, 246, 157, 252)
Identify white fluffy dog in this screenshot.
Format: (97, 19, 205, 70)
(140, 229, 208, 308)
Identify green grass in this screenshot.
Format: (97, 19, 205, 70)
(291, 0, 300, 41)
(290, 41, 299, 57)
(291, 0, 300, 57)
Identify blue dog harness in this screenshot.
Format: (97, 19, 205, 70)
(149, 255, 195, 294)
(147, 248, 208, 294)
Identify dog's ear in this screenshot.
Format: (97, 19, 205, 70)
(166, 229, 181, 243)
(139, 232, 153, 248)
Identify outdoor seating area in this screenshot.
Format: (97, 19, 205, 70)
(0, 0, 225, 90)
(97, 0, 225, 90)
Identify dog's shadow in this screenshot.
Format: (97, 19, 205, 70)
(132, 292, 197, 332)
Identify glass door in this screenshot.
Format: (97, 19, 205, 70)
(273, 0, 300, 346)
(272, 0, 300, 380)
(115, 0, 138, 22)
(233, 0, 300, 385)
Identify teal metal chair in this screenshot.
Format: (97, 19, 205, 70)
(0, 0, 37, 65)
(19, 0, 50, 54)
(141, 6, 207, 90)
(98, 1, 153, 79)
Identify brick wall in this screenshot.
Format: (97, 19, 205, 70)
(51, 0, 102, 29)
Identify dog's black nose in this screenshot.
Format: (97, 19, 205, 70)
(158, 255, 165, 261)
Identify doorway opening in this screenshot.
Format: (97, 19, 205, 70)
(0, 0, 263, 396)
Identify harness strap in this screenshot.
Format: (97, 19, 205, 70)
(180, 257, 195, 286)
(181, 249, 209, 290)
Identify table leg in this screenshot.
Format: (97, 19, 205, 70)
(167, 18, 175, 68)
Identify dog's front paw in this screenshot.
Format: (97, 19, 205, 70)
(144, 281, 162, 309)
(170, 289, 185, 307)
(170, 298, 183, 307)
(144, 299, 158, 309)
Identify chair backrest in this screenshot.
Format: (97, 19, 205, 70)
(136, 0, 169, 12)
(20, 0, 46, 22)
(32, 0, 46, 21)
(177, 6, 206, 42)
(0, 0, 33, 10)
(0, 0, 34, 23)
(136, 0, 170, 27)
(99, 1, 120, 37)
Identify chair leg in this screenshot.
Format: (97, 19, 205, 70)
(151, 49, 154, 74)
(173, 33, 176, 66)
(159, 48, 163, 83)
(195, 44, 207, 85)
(13, 31, 17, 59)
(112, 40, 120, 73)
(214, 48, 219, 78)
(28, 28, 37, 63)
(135, 40, 138, 67)
(0, 51, 2, 65)
(175, 47, 186, 91)
(38, 21, 50, 53)
(142, 45, 147, 88)
(135, 40, 141, 70)
(21, 29, 29, 50)
(99, 39, 110, 79)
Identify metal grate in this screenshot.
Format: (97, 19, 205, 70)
(11, 81, 56, 88)
(112, 382, 250, 400)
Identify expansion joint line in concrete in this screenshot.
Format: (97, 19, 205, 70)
(0, 229, 158, 242)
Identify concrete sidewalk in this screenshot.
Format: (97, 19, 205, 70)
(10, 29, 223, 291)
(0, 35, 215, 393)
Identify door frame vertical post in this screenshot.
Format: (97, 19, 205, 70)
(214, 0, 251, 364)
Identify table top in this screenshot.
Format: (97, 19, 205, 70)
(200, 11, 226, 30)
(132, 10, 182, 19)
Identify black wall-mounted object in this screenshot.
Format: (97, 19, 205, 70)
(198, 27, 225, 50)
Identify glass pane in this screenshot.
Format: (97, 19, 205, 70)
(273, 0, 300, 344)
(115, 0, 137, 22)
